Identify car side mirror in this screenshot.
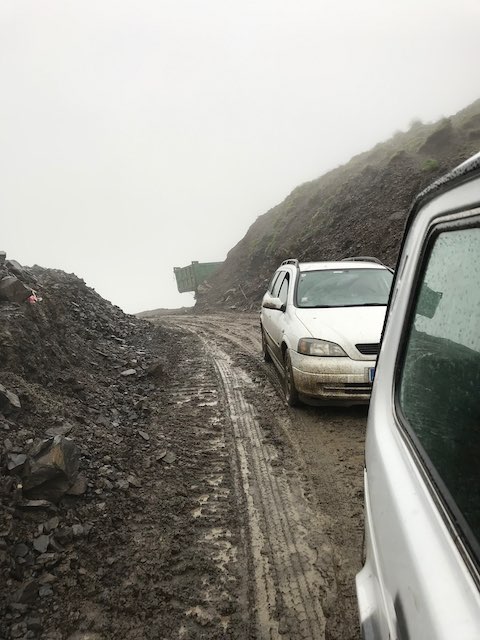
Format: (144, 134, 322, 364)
(262, 296, 284, 311)
(416, 283, 443, 319)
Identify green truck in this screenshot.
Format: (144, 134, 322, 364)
(174, 261, 223, 295)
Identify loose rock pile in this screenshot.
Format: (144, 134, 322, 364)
(0, 255, 178, 639)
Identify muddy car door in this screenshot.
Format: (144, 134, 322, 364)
(262, 270, 287, 360)
(356, 156, 480, 640)
(265, 271, 291, 364)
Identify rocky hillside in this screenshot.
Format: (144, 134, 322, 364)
(0, 257, 245, 639)
(196, 99, 480, 311)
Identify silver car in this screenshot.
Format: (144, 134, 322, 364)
(356, 152, 480, 638)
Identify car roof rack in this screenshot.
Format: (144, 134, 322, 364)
(342, 256, 385, 266)
(342, 256, 394, 273)
(281, 259, 299, 267)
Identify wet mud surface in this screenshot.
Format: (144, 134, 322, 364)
(1, 273, 365, 640)
(154, 313, 367, 640)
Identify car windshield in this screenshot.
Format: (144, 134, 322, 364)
(296, 268, 393, 308)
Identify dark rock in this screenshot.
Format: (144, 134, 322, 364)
(26, 618, 42, 632)
(54, 527, 73, 545)
(66, 473, 88, 496)
(127, 475, 141, 488)
(12, 579, 38, 604)
(44, 516, 60, 533)
(14, 543, 29, 558)
(33, 535, 50, 554)
(11, 622, 27, 638)
(0, 275, 31, 304)
(39, 584, 53, 598)
(22, 436, 80, 502)
(35, 552, 58, 568)
(162, 451, 177, 464)
(5, 259, 27, 279)
(0, 384, 21, 412)
(146, 360, 165, 378)
(45, 423, 73, 438)
(7, 453, 27, 472)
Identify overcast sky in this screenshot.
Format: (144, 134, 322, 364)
(1, 1, 479, 313)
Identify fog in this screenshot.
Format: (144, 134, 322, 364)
(1, 0, 479, 313)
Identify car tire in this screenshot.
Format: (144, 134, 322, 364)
(284, 349, 300, 407)
(261, 327, 272, 363)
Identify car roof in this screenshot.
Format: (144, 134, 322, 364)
(294, 261, 388, 272)
(409, 151, 480, 226)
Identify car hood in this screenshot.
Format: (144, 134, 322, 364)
(294, 306, 386, 355)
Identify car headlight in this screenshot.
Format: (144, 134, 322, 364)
(297, 338, 347, 357)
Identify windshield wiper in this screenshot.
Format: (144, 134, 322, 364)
(299, 302, 387, 308)
(355, 302, 386, 306)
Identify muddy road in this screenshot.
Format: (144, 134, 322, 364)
(153, 312, 367, 640)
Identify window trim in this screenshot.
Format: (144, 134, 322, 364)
(277, 272, 290, 307)
(393, 207, 480, 580)
(271, 270, 286, 298)
(268, 271, 282, 295)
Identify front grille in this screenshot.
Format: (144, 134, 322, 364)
(324, 383, 372, 395)
(356, 343, 380, 356)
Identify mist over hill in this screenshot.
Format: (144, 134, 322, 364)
(196, 99, 480, 311)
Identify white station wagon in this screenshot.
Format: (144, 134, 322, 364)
(260, 257, 393, 405)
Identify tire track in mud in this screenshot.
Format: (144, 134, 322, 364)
(211, 345, 328, 640)
(155, 314, 360, 640)
(157, 342, 252, 637)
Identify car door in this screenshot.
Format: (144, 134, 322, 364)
(267, 271, 291, 364)
(358, 176, 480, 639)
(262, 270, 286, 357)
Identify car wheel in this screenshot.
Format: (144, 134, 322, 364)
(284, 349, 299, 406)
(261, 327, 272, 362)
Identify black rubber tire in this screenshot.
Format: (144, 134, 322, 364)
(284, 349, 300, 407)
(261, 327, 272, 363)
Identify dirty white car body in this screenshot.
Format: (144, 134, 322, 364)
(356, 153, 480, 639)
(260, 259, 393, 405)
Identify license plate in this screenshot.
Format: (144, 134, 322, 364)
(368, 367, 375, 383)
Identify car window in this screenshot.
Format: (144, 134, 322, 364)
(271, 271, 286, 298)
(278, 273, 290, 306)
(268, 272, 281, 294)
(296, 268, 392, 308)
(397, 224, 480, 552)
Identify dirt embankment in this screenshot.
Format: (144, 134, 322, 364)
(196, 100, 480, 311)
(0, 262, 248, 639)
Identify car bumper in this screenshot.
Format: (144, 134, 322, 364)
(290, 351, 375, 403)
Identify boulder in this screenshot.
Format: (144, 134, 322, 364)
(22, 436, 81, 502)
(0, 276, 31, 303)
(0, 384, 21, 413)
